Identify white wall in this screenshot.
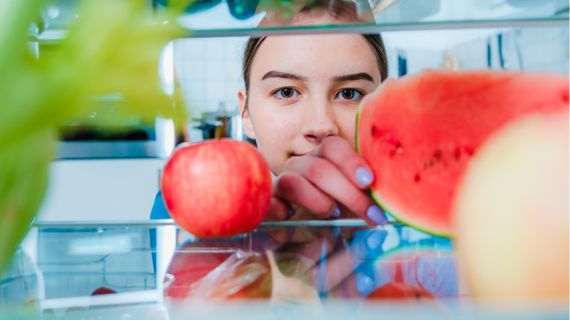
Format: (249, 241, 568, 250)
(173, 37, 248, 116)
(384, 26, 569, 75)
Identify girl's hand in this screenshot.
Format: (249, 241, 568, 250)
(267, 136, 387, 225)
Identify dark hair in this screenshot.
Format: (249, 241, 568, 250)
(243, 34, 387, 92)
(242, 1, 388, 92)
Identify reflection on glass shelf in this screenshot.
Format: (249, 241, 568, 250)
(2, 220, 568, 319)
(166, 0, 569, 30)
(1, 220, 458, 313)
(31, 0, 568, 42)
(164, 223, 457, 303)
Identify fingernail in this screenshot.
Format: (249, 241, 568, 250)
(355, 272, 375, 296)
(286, 207, 295, 219)
(355, 167, 373, 187)
(331, 206, 341, 219)
(367, 205, 387, 225)
(365, 231, 384, 251)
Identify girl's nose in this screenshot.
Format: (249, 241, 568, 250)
(301, 98, 339, 144)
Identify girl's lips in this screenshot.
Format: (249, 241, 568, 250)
(288, 150, 312, 158)
(291, 150, 314, 158)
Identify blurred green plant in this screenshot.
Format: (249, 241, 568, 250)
(0, 0, 187, 272)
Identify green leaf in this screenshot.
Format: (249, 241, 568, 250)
(0, 130, 55, 272)
(0, 0, 191, 272)
(0, 0, 44, 72)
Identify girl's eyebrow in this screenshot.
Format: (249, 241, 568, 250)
(332, 73, 374, 82)
(262, 71, 307, 81)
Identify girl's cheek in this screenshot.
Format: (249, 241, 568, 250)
(336, 110, 357, 145)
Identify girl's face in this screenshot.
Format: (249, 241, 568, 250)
(238, 34, 382, 174)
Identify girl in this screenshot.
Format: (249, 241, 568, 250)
(238, 2, 388, 225)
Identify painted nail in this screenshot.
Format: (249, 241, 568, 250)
(365, 231, 384, 251)
(355, 272, 375, 296)
(355, 167, 373, 187)
(286, 207, 295, 219)
(367, 205, 387, 225)
(331, 206, 341, 219)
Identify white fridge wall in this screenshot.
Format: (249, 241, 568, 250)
(37, 159, 166, 221)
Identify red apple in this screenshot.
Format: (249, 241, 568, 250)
(161, 139, 272, 238)
(90, 287, 116, 295)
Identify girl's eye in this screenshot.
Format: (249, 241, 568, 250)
(273, 87, 300, 99)
(336, 88, 364, 101)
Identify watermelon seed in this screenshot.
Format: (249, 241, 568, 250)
(453, 147, 461, 161)
(423, 159, 434, 170)
(386, 137, 399, 146)
(371, 126, 383, 138)
(396, 145, 404, 155)
(392, 142, 404, 153)
(433, 149, 442, 161)
(414, 173, 421, 183)
(388, 141, 403, 159)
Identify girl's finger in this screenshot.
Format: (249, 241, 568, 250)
(310, 136, 375, 189)
(285, 155, 386, 225)
(274, 171, 339, 219)
(266, 197, 293, 221)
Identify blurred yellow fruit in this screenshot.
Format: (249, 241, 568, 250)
(453, 110, 569, 303)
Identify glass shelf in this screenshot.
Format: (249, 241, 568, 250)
(1, 221, 454, 309)
(4, 219, 568, 320)
(1, 220, 567, 319)
(31, 0, 568, 42)
(178, 18, 568, 38)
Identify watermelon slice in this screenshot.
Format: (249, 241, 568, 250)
(372, 246, 459, 299)
(356, 70, 568, 236)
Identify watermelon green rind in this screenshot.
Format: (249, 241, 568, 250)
(355, 107, 362, 153)
(370, 191, 451, 238)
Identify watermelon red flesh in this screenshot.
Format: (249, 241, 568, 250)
(357, 71, 569, 236)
